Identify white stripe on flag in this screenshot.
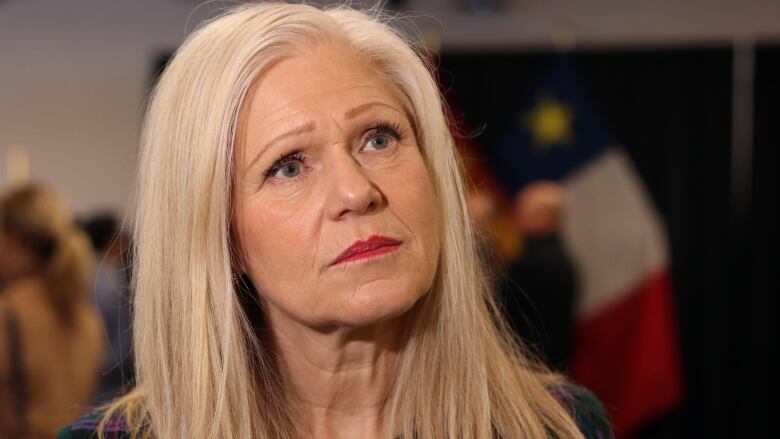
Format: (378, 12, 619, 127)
(562, 147, 669, 316)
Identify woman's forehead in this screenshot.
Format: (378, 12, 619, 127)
(248, 43, 405, 118)
(237, 44, 413, 156)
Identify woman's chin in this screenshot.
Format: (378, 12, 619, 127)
(333, 283, 426, 328)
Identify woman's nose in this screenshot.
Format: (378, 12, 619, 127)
(324, 152, 383, 220)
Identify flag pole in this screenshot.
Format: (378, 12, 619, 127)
(731, 38, 754, 225)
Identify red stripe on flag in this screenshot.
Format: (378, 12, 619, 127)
(571, 270, 684, 438)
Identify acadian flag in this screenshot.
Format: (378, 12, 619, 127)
(489, 57, 684, 438)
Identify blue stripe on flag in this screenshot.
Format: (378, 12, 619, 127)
(489, 56, 613, 193)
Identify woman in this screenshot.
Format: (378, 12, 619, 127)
(0, 184, 104, 438)
(60, 2, 613, 438)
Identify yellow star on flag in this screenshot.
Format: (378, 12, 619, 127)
(524, 96, 575, 151)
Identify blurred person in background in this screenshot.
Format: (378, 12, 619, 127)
(467, 181, 576, 372)
(502, 181, 576, 372)
(0, 183, 104, 438)
(82, 214, 133, 405)
(466, 181, 576, 372)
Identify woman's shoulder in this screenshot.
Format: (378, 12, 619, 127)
(56, 411, 131, 439)
(549, 382, 614, 439)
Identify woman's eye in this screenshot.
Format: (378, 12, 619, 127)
(275, 162, 302, 179)
(264, 152, 306, 181)
(362, 122, 405, 152)
(365, 135, 391, 151)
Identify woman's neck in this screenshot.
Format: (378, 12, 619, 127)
(267, 310, 406, 438)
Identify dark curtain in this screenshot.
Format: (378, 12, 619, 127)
(746, 45, 779, 439)
(439, 47, 775, 439)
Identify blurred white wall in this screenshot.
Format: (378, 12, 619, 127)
(1, 0, 779, 216)
(0, 0, 213, 216)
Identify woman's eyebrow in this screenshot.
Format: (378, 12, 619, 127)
(343, 101, 402, 120)
(248, 120, 316, 171)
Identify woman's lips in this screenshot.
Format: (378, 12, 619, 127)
(330, 235, 402, 266)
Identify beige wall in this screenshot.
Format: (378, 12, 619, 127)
(0, 0, 211, 216)
(1, 0, 778, 216)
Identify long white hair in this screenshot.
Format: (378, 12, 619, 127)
(102, 2, 586, 438)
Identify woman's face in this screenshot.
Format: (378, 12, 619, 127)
(233, 43, 440, 329)
(0, 232, 35, 282)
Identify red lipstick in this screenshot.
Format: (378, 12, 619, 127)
(330, 235, 402, 266)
